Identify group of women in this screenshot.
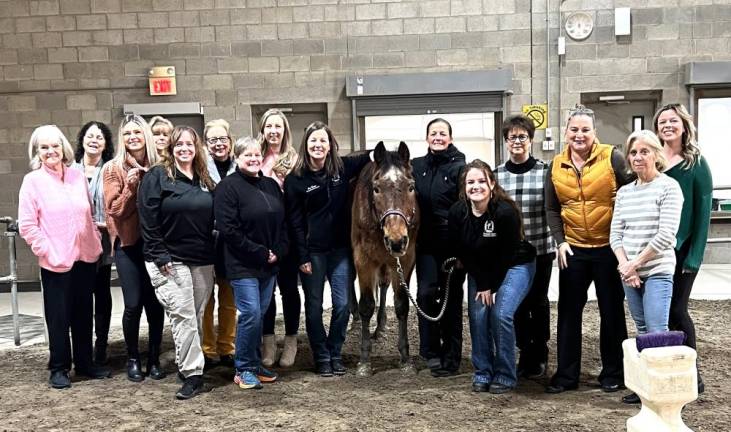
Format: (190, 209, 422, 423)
(17, 102, 712, 401)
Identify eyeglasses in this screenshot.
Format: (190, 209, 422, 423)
(507, 134, 530, 143)
(207, 136, 230, 144)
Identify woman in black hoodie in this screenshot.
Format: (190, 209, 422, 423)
(284, 121, 370, 377)
(412, 118, 467, 377)
(214, 136, 288, 391)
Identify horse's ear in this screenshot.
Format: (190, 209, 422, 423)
(374, 141, 386, 163)
(397, 141, 410, 162)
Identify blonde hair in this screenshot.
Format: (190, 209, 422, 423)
(204, 118, 234, 158)
(258, 109, 297, 178)
(625, 130, 668, 173)
(113, 114, 157, 167)
(233, 136, 262, 158)
(27, 125, 75, 170)
(652, 103, 700, 169)
(148, 115, 173, 132)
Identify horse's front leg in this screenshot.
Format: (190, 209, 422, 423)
(356, 272, 376, 377)
(373, 280, 389, 340)
(393, 275, 416, 374)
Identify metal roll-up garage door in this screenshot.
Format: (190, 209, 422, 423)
(353, 92, 504, 117)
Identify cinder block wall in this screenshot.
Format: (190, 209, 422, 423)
(2, 0, 730, 279)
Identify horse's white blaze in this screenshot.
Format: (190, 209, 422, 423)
(383, 167, 402, 183)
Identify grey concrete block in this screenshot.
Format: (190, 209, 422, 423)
(323, 38, 346, 53)
(249, 56, 279, 72)
(278, 23, 308, 39)
(280, 55, 310, 71)
(261, 39, 293, 56)
(500, 45, 530, 63)
(418, 33, 450, 49)
(76, 14, 107, 30)
(323, 5, 354, 21)
(597, 43, 629, 58)
(694, 37, 728, 54)
(2, 34, 32, 49)
(467, 15, 498, 32)
(108, 45, 139, 60)
(0, 19, 15, 35)
(123, 29, 154, 44)
(63, 62, 94, 78)
(696, 5, 731, 22)
(20, 110, 52, 126)
(6, 95, 37, 112)
(372, 19, 403, 36)
(215, 89, 236, 106)
(245, 24, 278, 40)
(403, 17, 434, 34)
(0, 49, 19, 65)
(214, 0, 247, 7)
(581, 58, 646, 75)
(308, 21, 341, 38)
(92, 29, 124, 45)
(645, 23, 679, 40)
(343, 54, 372, 69)
(92, 0, 122, 13)
(435, 48, 468, 65)
(154, 27, 185, 43)
(662, 38, 691, 56)
(185, 27, 215, 42)
(139, 11, 169, 28)
(451, 0, 482, 16)
(482, 0, 515, 14)
(60, 0, 92, 14)
(451, 31, 483, 48)
(31, 1, 62, 16)
(108, 13, 137, 29)
(203, 73, 233, 89)
(342, 21, 371, 37)
(169, 42, 201, 57)
(200, 42, 231, 57)
(67, 94, 97, 109)
(186, 58, 217, 74)
(310, 54, 341, 70)
(435, 16, 466, 33)
(355, 3, 386, 20)
(18, 48, 48, 64)
(230, 9, 262, 25)
(51, 110, 82, 126)
(183, 0, 213, 10)
(139, 44, 169, 59)
(262, 6, 293, 23)
(16, 17, 47, 33)
(123, 59, 154, 76)
(200, 9, 231, 26)
(122, 0, 153, 12)
(293, 39, 324, 55)
(647, 56, 679, 73)
(32, 32, 63, 48)
(217, 57, 248, 72)
(152, 0, 182, 10)
(418, 0, 450, 18)
(231, 41, 261, 56)
(373, 52, 403, 68)
(293, 5, 324, 22)
(46, 15, 77, 31)
(404, 50, 435, 67)
(232, 73, 264, 88)
(168, 11, 199, 27)
(34, 64, 64, 80)
(386, 2, 418, 19)
(499, 12, 530, 30)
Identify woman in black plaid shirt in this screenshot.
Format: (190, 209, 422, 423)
(495, 115, 556, 380)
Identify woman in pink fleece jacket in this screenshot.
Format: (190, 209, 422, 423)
(18, 125, 111, 389)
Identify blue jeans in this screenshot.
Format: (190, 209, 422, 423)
(468, 260, 535, 388)
(301, 248, 351, 364)
(231, 276, 276, 372)
(623, 273, 673, 334)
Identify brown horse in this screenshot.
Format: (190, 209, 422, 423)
(351, 141, 419, 376)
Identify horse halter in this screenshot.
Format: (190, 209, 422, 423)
(379, 208, 415, 229)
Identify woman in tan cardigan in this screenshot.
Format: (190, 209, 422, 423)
(103, 114, 165, 382)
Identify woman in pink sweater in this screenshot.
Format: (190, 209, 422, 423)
(18, 125, 111, 389)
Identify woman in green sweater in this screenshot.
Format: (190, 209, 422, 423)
(653, 103, 713, 393)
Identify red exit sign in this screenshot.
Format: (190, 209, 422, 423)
(148, 66, 177, 96)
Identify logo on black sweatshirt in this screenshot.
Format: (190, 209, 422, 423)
(306, 184, 320, 193)
(483, 220, 496, 238)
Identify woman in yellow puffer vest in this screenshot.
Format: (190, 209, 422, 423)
(544, 105, 634, 394)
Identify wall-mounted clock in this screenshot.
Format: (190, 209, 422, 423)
(564, 11, 594, 41)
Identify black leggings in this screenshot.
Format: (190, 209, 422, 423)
(515, 252, 554, 365)
(114, 239, 164, 359)
(263, 253, 301, 336)
(94, 263, 113, 350)
(669, 240, 698, 350)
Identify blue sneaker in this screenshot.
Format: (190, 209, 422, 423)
(256, 366, 278, 383)
(234, 371, 262, 390)
(472, 374, 490, 392)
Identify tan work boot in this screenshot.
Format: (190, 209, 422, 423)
(279, 335, 298, 367)
(262, 335, 277, 367)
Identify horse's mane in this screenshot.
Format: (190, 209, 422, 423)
(356, 148, 412, 189)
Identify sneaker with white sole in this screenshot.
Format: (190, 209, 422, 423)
(256, 366, 278, 383)
(234, 370, 263, 390)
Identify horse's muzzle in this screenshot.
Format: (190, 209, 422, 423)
(384, 235, 409, 257)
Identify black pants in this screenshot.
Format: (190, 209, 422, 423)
(551, 245, 627, 387)
(41, 261, 96, 373)
(114, 239, 164, 359)
(669, 240, 699, 350)
(515, 252, 554, 367)
(416, 253, 466, 372)
(263, 253, 301, 336)
(94, 263, 113, 350)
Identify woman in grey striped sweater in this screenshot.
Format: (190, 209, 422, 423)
(610, 130, 683, 336)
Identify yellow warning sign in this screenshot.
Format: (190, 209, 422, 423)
(522, 104, 548, 130)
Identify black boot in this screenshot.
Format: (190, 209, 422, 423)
(127, 359, 144, 382)
(147, 347, 167, 380)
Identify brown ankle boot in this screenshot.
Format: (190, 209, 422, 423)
(262, 335, 277, 367)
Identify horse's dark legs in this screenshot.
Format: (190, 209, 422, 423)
(394, 281, 416, 373)
(356, 287, 375, 377)
(372, 281, 389, 340)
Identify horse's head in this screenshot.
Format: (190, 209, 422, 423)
(371, 141, 417, 257)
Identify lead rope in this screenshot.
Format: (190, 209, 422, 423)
(394, 256, 457, 322)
